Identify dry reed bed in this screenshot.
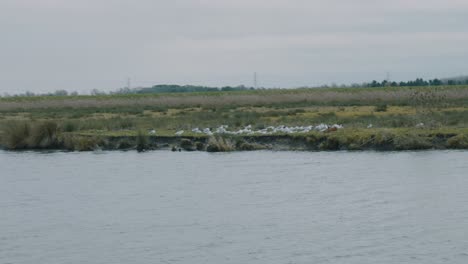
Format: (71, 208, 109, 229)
(1, 89, 468, 111)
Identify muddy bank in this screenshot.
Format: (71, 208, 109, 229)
(2, 130, 467, 152)
(100, 133, 468, 152)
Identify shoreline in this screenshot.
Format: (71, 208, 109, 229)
(2, 86, 468, 152)
(2, 128, 467, 152)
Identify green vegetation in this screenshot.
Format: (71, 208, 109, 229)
(2, 121, 31, 149)
(1, 85, 468, 151)
(136, 84, 253, 94)
(136, 130, 150, 152)
(1, 121, 60, 150)
(206, 136, 235, 152)
(7, 77, 468, 98)
(367, 77, 468, 88)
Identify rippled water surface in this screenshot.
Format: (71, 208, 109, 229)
(1, 150, 468, 264)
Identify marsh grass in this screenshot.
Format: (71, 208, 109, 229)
(1, 121, 61, 149)
(28, 121, 59, 148)
(1, 85, 468, 151)
(234, 138, 267, 151)
(206, 136, 235, 152)
(136, 130, 149, 152)
(194, 141, 204, 151)
(1, 121, 30, 149)
(180, 138, 195, 151)
(446, 134, 468, 149)
(2, 86, 468, 112)
(62, 135, 103, 151)
(62, 121, 78, 132)
(393, 133, 433, 150)
(374, 104, 388, 112)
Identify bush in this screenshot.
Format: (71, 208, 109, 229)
(136, 130, 149, 152)
(235, 139, 265, 151)
(62, 121, 78, 132)
(373, 130, 394, 147)
(374, 104, 388, 112)
(305, 133, 325, 148)
(238, 142, 265, 151)
(206, 136, 235, 152)
(180, 138, 195, 151)
(1, 121, 60, 149)
(195, 141, 205, 151)
(1, 121, 30, 149)
(117, 138, 133, 149)
(28, 121, 59, 148)
(63, 135, 102, 151)
(446, 134, 468, 149)
(393, 133, 432, 150)
(318, 136, 341, 150)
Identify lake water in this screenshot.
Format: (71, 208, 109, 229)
(1, 150, 468, 264)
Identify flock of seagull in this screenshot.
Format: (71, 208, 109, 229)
(148, 122, 424, 136)
(172, 124, 344, 136)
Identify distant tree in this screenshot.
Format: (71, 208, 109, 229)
(54, 90, 68, 96)
(114, 87, 133, 94)
(221, 86, 234, 91)
(91, 89, 106, 95)
(25, 91, 35, 97)
(135, 84, 255, 94)
(429, 79, 443, 86)
(369, 80, 380, 87)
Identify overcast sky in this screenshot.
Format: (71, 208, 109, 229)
(1, 0, 467, 94)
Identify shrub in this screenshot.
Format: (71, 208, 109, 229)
(117, 138, 133, 149)
(286, 109, 306, 116)
(339, 133, 371, 150)
(318, 112, 337, 119)
(206, 136, 235, 152)
(446, 134, 468, 149)
(393, 133, 432, 150)
(238, 142, 265, 151)
(318, 136, 341, 150)
(235, 139, 265, 151)
(374, 104, 388, 112)
(28, 121, 59, 148)
(305, 133, 325, 148)
(1, 121, 30, 149)
(63, 135, 101, 151)
(180, 138, 194, 151)
(373, 130, 394, 147)
(195, 141, 204, 151)
(136, 130, 149, 152)
(347, 143, 363, 150)
(62, 121, 78, 132)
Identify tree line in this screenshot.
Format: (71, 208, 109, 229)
(2, 76, 468, 97)
(366, 78, 468, 88)
(134, 84, 254, 94)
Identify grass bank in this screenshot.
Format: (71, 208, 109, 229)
(1, 86, 467, 152)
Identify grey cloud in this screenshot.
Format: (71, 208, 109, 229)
(1, 0, 467, 93)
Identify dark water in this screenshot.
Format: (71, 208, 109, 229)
(1, 150, 468, 264)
